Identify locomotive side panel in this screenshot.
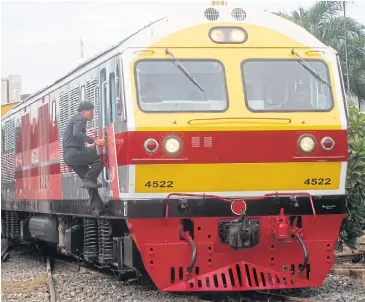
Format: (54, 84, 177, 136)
(57, 55, 124, 201)
(10, 93, 62, 203)
(58, 74, 91, 201)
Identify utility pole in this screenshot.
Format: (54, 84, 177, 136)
(343, 1, 351, 94)
(80, 38, 84, 59)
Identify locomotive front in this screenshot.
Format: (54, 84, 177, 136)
(119, 6, 348, 292)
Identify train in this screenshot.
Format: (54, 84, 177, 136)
(1, 3, 348, 293)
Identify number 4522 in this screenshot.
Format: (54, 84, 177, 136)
(304, 178, 331, 185)
(144, 180, 174, 188)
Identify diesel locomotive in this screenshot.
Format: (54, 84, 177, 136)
(1, 4, 348, 292)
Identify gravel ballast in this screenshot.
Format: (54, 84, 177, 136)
(275, 274, 365, 302)
(1, 243, 203, 302)
(1, 240, 365, 301)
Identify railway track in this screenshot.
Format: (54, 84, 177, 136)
(1, 239, 11, 262)
(2, 240, 57, 301)
(47, 257, 56, 302)
(335, 252, 365, 264)
(201, 291, 316, 302)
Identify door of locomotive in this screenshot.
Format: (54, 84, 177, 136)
(98, 58, 120, 201)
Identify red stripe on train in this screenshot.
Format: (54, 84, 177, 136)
(15, 163, 61, 179)
(115, 130, 348, 165)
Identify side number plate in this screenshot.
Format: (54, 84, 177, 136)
(144, 180, 174, 188)
(304, 178, 332, 185)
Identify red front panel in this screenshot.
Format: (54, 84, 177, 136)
(127, 214, 344, 291)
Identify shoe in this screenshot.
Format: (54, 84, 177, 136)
(81, 179, 102, 189)
(91, 207, 105, 217)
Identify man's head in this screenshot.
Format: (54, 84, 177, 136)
(296, 84, 310, 104)
(77, 101, 94, 121)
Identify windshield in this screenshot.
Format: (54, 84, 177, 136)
(241, 60, 333, 112)
(135, 60, 228, 112)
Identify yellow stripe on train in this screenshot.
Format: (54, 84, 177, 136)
(135, 162, 341, 193)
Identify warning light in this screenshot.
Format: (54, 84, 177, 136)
(231, 199, 247, 216)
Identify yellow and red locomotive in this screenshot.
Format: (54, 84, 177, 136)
(2, 4, 348, 292)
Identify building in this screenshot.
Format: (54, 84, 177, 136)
(1, 102, 19, 117)
(1, 75, 21, 104)
(21, 94, 31, 101)
(1, 78, 9, 105)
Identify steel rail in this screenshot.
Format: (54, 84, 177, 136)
(47, 257, 56, 302)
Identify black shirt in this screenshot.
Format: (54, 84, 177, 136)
(63, 113, 94, 152)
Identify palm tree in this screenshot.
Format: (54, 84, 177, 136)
(276, 1, 365, 109)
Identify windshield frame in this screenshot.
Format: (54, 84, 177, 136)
(134, 58, 229, 113)
(241, 58, 335, 113)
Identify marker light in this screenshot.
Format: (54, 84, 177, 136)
(209, 27, 248, 44)
(163, 136, 182, 156)
(298, 134, 317, 153)
(231, 199, 247, 216)
(144, 138, 159, 153)
(321, 136, 335, 151)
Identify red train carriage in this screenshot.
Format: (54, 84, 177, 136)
(2, 4, 348, 293)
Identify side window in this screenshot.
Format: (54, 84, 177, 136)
(100, 68, 107, 125)
(52, 100, 57, 123)
(336, 54, 349, 119)
(109, 72, 116, 123)
(116, 65, 123, 116)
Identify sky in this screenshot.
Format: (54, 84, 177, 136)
(1, 0, 365, 95)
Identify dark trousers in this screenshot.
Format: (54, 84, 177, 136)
(64, 146, 103, 183)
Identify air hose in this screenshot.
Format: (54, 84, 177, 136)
(181, 231, 197, 275)
(296, 235, 308, 272)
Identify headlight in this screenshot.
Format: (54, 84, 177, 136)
(298, 134, 317, 153)
(210, 29, 225, 43)
(230, 28, 246, 43)
(209, 26, 248, 44)
(163, 136, 182, 156)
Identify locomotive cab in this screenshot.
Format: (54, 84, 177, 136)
(116, 6, 348, 291)
(119, 18, 347, 198)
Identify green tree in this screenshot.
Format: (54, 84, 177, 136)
(338, 105, 365, 250)
(276, 1, 365, 108)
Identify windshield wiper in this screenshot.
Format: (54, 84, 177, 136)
(291, 49, 331, 88)
(165, 48, 204, 92)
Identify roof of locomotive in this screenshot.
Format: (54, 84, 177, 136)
(2, 5, 330, 121)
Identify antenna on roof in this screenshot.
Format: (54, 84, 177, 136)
(80, 38, 84, 59)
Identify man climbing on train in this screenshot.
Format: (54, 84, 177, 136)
(63, 101, 106, 189)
